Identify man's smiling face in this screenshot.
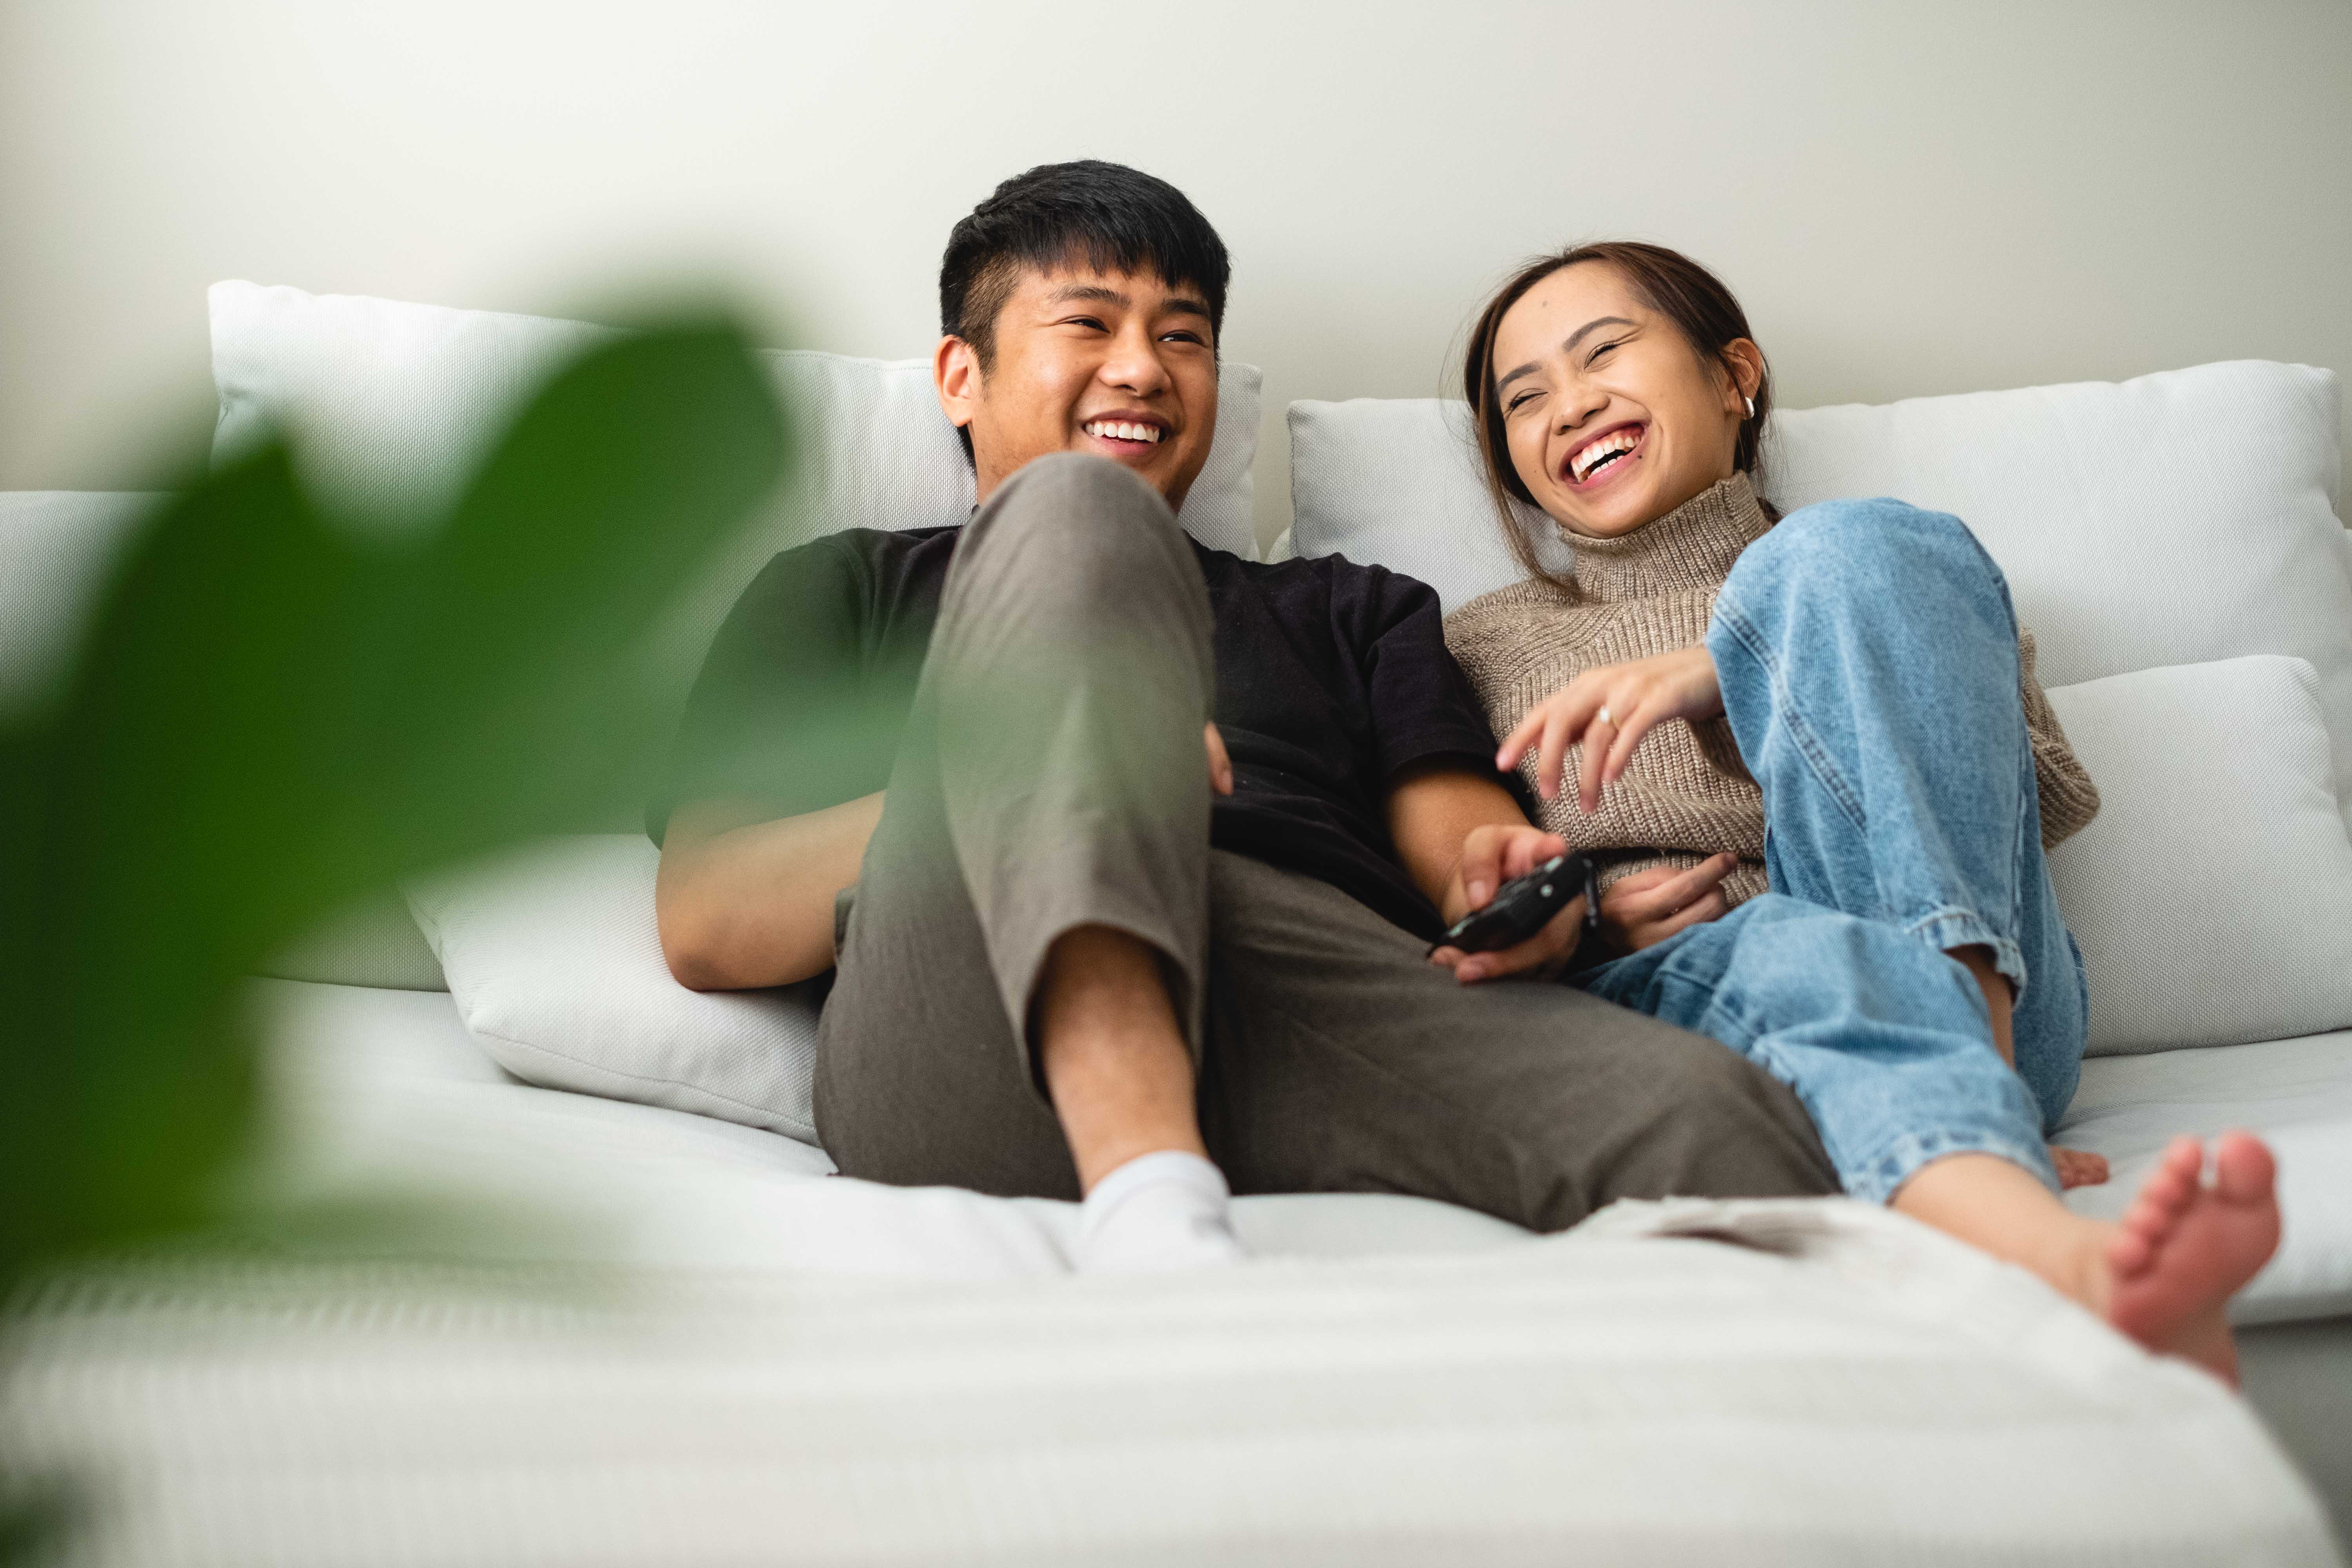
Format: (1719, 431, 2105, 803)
(935, 262, 1219, 511)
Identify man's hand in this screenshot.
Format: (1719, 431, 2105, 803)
(1497, 646, 1723, 812)
(1599, 853, 1738, 953)
(1428, 823, 1589, 984)
(1205, 722, 1233, 796)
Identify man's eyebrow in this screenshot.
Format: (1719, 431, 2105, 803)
(1044, 283, 1129, 309)
(1495, 315, 1639, 396)
(1042, 282, 1210, 324)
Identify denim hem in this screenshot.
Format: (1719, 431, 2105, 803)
(1900, 907, 2029, 1005)
(1850, 1125, 2059, 1205)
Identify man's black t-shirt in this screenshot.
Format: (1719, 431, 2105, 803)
(651, 525, 1514, 942)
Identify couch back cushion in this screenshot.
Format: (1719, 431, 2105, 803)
(1289, 362, 2352, 832)
(211, 281, 1264, 703)
(0, 488, 452, 989)
(211, 280, 1263, 556)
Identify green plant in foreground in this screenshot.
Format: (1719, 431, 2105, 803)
(0, 319, 787, 1296)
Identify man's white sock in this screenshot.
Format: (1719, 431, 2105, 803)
(1074, 1150, 1246, 1274)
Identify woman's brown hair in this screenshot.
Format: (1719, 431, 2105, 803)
(1461, 241, 1773, 586)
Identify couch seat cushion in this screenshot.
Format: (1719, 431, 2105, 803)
(262, 976, 2352, 1326)
(254, 979, 1528, 1275)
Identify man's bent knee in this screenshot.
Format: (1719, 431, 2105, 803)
(973, 452, 1187, 579)
(947, 453, 1209, 668)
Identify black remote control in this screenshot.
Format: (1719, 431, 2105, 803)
(1430, 852, 1601, 956)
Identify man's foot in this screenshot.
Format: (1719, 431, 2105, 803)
(2103, 1133, 2279, 1384)
(2051, 1144, 2109, 1189)
(1073, 1150, 1247, 1274)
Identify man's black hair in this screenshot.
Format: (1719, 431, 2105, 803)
(939, 161, 1229, 461)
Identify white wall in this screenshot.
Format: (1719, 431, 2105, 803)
(4, 0, 2348, 549)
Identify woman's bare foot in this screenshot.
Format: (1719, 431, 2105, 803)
(2103, 1133, 2280, 1384)
(2051, 1145, 2108, 1189)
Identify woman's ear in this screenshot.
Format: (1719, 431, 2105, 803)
(1719, 338, 1765, 407)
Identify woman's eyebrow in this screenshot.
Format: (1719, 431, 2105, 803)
(1497, 314, 1640, 394)
(1561, 315, 1636, 354)
(1496, 360, 1544, 394)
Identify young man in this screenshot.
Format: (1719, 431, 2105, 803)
(652, 161, 1835, 1271)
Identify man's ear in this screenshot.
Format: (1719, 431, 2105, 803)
(935, 335, 980, 433)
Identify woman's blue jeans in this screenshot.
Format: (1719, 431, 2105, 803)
(1570, 497, 2089, 1201)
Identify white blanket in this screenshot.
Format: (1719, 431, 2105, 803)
(3, 1198, 2334, 1566)
(4, 980, 2333, 1564)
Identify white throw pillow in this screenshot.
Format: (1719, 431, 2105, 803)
(406, 835, 823, 1143)
(2046, 656, 2352, 1055)
(209, 280, 1262, 558)
(1288, 363, 2352, 828)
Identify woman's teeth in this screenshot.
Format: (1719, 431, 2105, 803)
(1084, 420, 1163, 444)
(1570, 427, 1642, 482)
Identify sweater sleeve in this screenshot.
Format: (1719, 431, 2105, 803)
(2018, 627, 2100, 849)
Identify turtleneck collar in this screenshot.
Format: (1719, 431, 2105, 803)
(1565, 471, 1773, 601)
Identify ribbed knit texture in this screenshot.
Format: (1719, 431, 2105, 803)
(1444, 473, 2100, 907)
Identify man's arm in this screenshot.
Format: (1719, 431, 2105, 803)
(1387, 762, 1586, 982)
(656, 791, 884, 990)
(658, 725, 1229, 992)
(1387, 762, 1542, 923)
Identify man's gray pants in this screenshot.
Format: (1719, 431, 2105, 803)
(815, 453, 1837, 1229)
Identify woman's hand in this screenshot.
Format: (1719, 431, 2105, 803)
(1205, 722, 1234, 796)
(1599, 853, 1738, 953)
(1428, 823, 1588, 984)
(2051, 1145, 2109, 1189)
(1497, 646, 1724, 812)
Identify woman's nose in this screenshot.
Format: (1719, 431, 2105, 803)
(1556, 397, 1603, 435)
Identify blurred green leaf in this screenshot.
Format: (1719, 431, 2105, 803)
(0, 319, 785, 1289)
(0, 1472, 81, 1568)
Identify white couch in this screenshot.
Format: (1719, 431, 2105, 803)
(2, 286, 2348, 1564)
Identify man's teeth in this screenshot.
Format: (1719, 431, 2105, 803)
(1571, 427, 1641, 481)
(1084, 420, 1163, 444)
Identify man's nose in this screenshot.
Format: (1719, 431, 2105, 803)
(1102, 328, 1171, 395)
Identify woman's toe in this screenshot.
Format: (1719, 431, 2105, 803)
(2212, 1131, 2276, 1201)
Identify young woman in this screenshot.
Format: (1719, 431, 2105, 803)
(1440, 241, 2279, 1381)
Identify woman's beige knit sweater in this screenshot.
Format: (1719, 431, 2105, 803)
(1442, 473, 2100, 908)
